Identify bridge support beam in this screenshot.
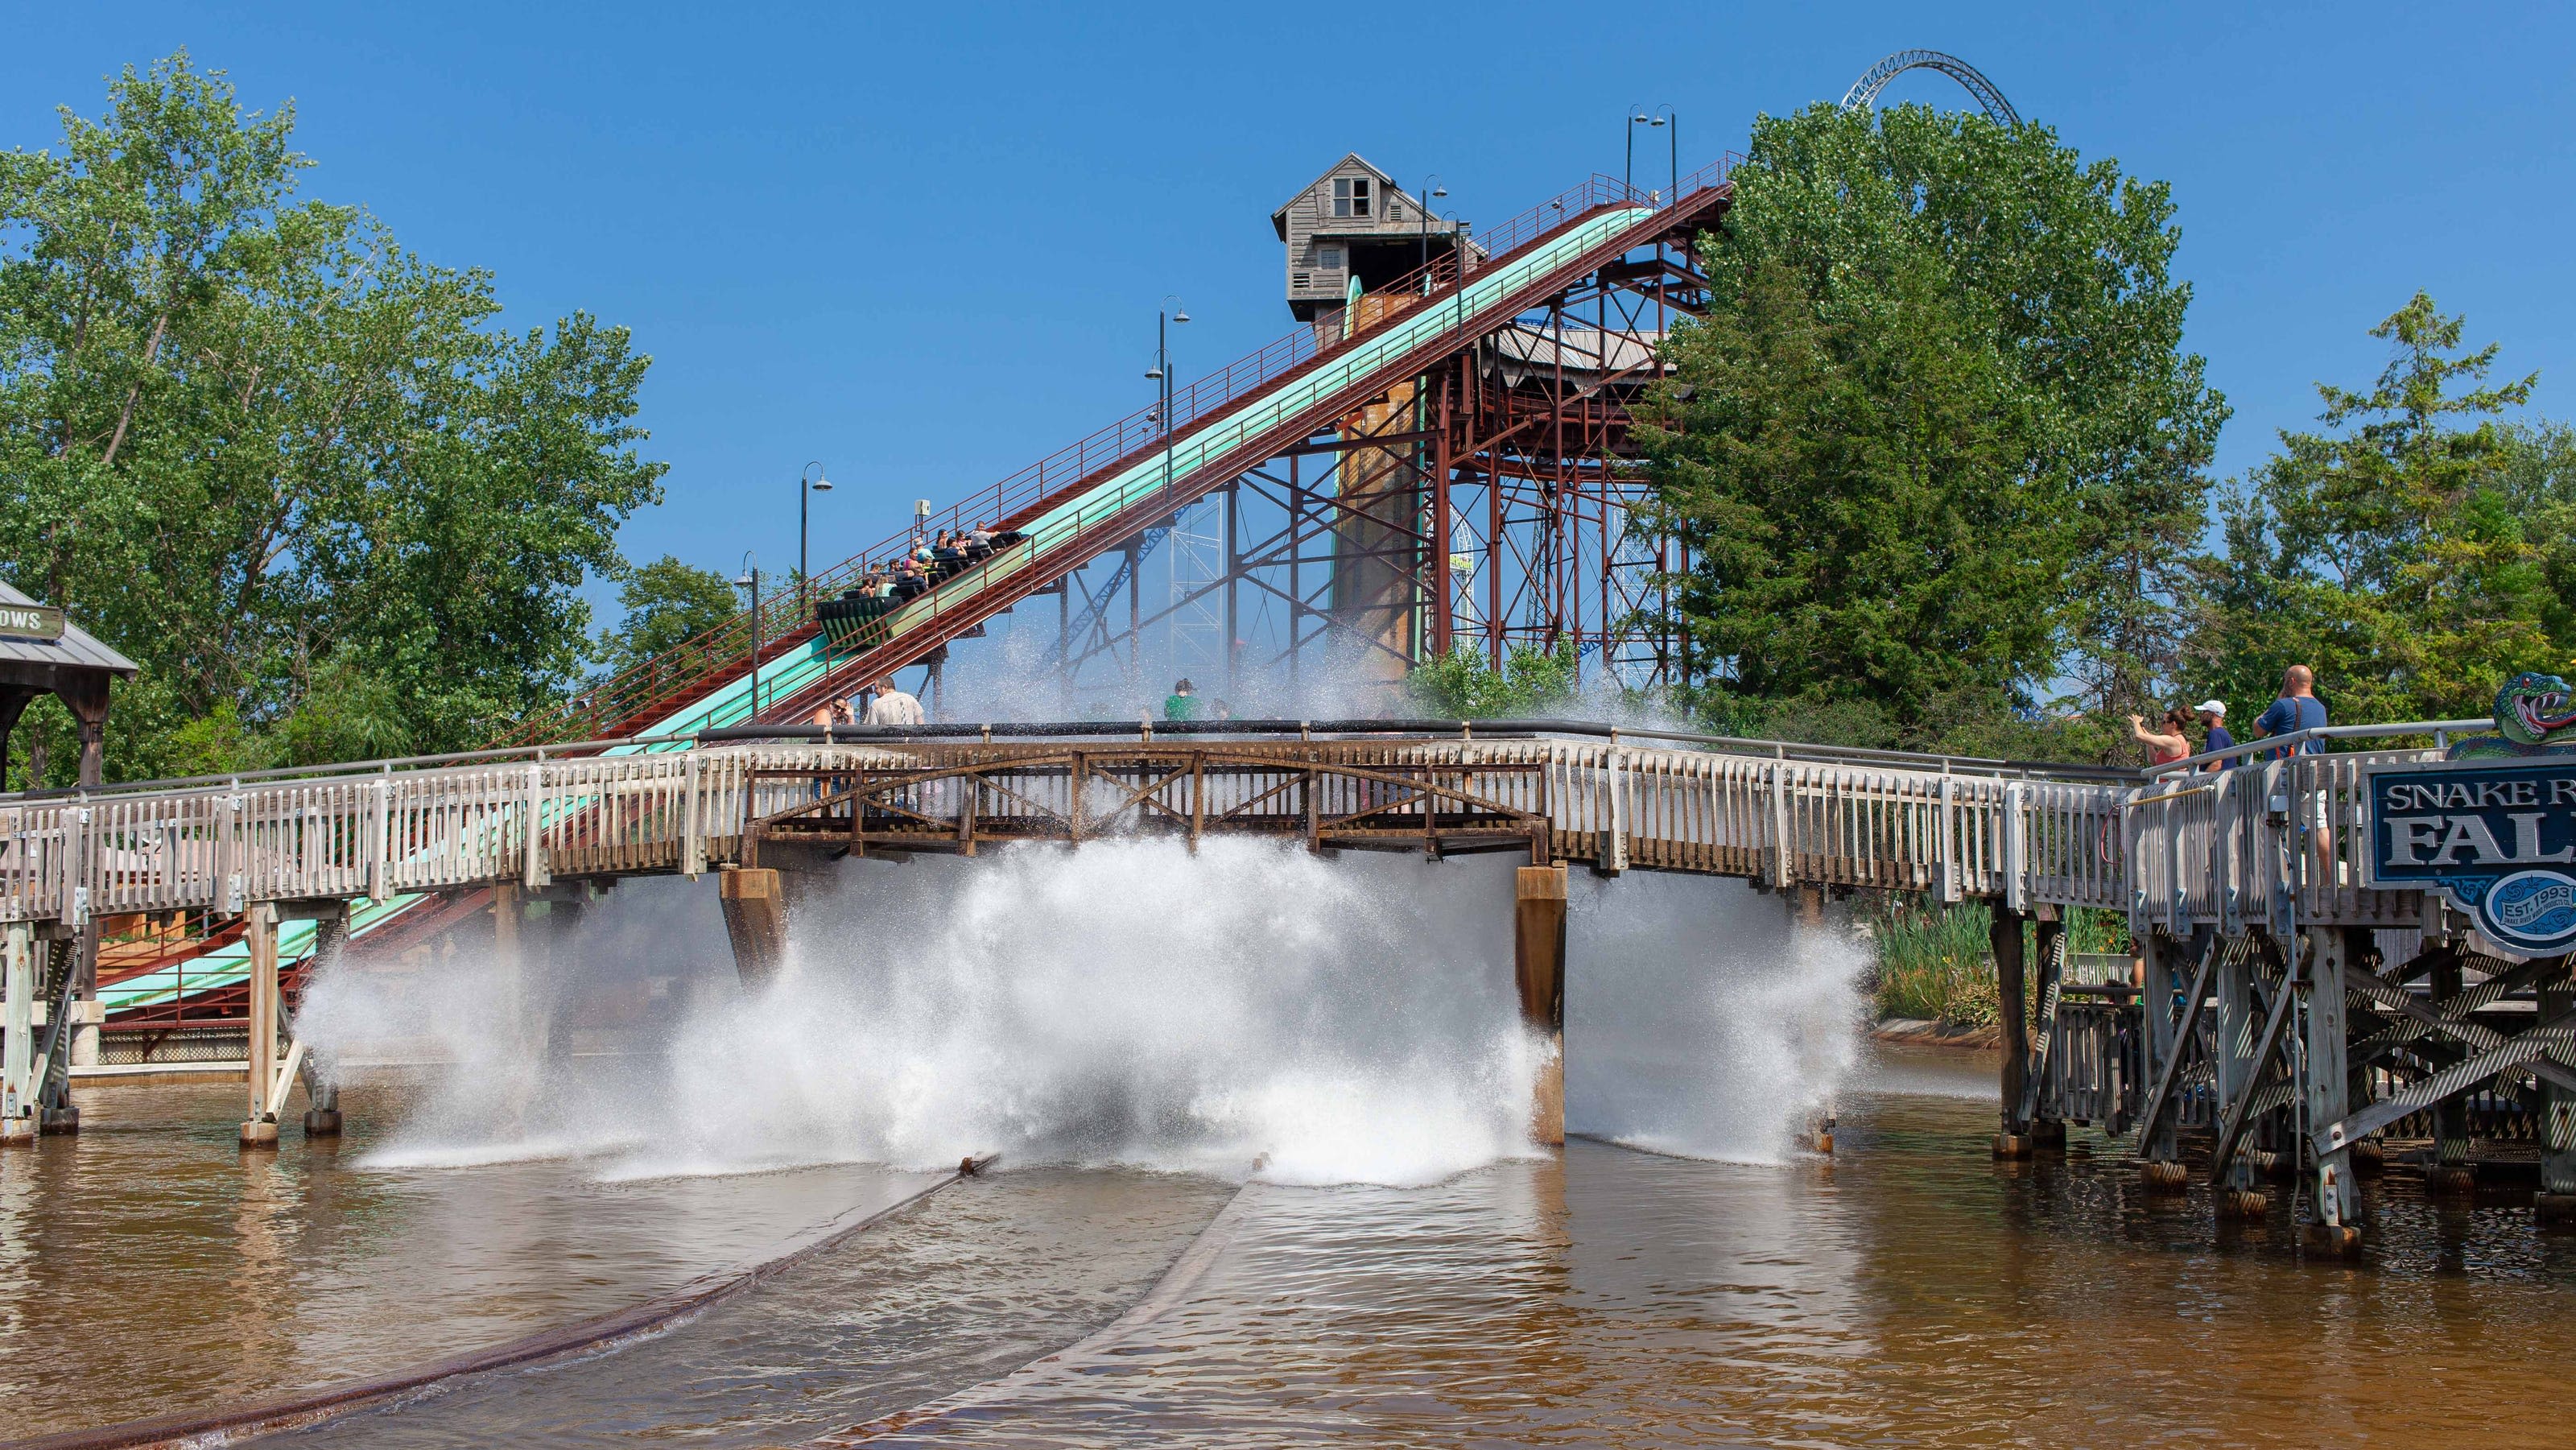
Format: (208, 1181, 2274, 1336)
(67, 919, 100, 1077)
(1992, 907, 2030, 1159)
(2135, 929, 2204, 1188)
(1, 923, 35, 1146)
(302, 914, 349, 1138)
(2301, 927, 2363, 1252)
(1515, 863, 1567, 1147)
(240, 903, 282, 1149)
(720, 866, 790, 989)
(2211, 934, 2269, 1217)
(2426, 952, 2477, 1196)
(2023, 917, 2067, 1151)
(2541, 972, 2576, 1225)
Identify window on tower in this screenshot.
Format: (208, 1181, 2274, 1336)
(1331, 176, 1373, 218)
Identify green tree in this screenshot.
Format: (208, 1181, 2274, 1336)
(0, 53, 665, 783)
(2199, 293, 2546, 725)
(603, 556, 739, 680)
(1639, 102, 2226, 754)
(2498, 421, 2576, 652)
(1406, 642, 1579, 718)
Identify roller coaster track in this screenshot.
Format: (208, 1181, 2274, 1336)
(1839, 49, 2020, 126)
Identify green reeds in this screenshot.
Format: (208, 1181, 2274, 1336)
(1856, 895, 2129, 1027)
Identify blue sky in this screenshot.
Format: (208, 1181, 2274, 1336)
(6, 2, 2571, 609)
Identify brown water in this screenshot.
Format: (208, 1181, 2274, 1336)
(0, 1082, 939, 1438)
(12, 1051, 2576, 1447)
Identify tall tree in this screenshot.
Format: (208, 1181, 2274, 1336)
(0, 53, 665, 783)
(603, 556, 740, 680)
(1639, 102, 2226, 751)
(2199, 293, 2544, 724)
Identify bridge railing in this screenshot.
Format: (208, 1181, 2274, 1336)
(2120, 721, 2483, 933)
(6, 730, 2137, 927)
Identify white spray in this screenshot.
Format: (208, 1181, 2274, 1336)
(1564, 872, 1868, 1163)
(298, 840, 1864, 1184)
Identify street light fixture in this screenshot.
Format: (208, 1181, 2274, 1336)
(1443, 212, 1469, 329)
(733, 553, 762, 722)
(1417, 174, 1447, 287)
(1652, 105, 1678, 203)
(798, 461, 832, 609)
(1626, 108, 1669, 197)
(1154, 295, 1189, 498)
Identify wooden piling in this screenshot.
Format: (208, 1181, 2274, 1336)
(1, 922, 33, 1146)
(2300, 926, 2362, 1251)
(303, 914, 349, 1138)
(241, 903, 280, 1148)
(2427, 951, 2477, 1195)
(719, 866, 791, 988)
(1514, 863, 1567, 1147)
(1992, 906, 2029, 1159)
(2212, 932, 2264, 1210)
(2541, 972, 2576, 1225)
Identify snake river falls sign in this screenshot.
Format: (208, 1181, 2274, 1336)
(0, 601, 64, 642)
(2366, 758, 2576, 953)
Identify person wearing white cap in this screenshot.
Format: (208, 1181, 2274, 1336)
(2194, 699, 2233, 771)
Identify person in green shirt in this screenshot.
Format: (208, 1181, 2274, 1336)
(1163, 678, 1204, 721)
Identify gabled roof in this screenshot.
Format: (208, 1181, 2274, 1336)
(1272, 151, 1406, 239)
(0, 577, 139, 676)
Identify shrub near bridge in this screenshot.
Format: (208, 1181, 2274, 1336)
(1858, 895, 2130, 1028)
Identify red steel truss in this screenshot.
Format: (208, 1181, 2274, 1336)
(505, 163, 1734, 742)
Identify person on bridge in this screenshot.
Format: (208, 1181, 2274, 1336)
(865, 676, 926, 727)
(2125, 706, 2193, 766)
(1164, 678, 1204, 722)
(2252, 666, 2327, 757)
(2252, 665, 2334, 881)
(2195, 700, 2234, 771)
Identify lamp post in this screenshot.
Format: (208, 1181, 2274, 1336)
(1145, 296, 1189, 499)
(1653, 105, 1677, 202)
(1626, 109, 1673, 198)
(733, 554, 761, 722)
(798, 461, 832, 610)
(1444, 213, 1469, 329)
(1416, 174, 1447, 287)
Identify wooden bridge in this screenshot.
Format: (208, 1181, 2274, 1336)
(5, 717, 2570, 1252)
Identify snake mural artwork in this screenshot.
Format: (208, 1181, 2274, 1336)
(2448, 672, 2576, 760)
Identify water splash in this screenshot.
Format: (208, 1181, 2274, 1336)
(302, 843, 1542, 1186)
(1565, 873, 1868, 1164)
(299, 838, 1864, 1185)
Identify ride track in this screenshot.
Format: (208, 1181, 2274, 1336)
(510, 165, 1736, 750)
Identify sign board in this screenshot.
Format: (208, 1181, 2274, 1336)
(0, 602, 64, 642)
(2363, 758, 2576, 953)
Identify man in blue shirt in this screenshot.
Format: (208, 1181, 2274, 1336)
(2252, 665, 2328, 757)
(2194, 700, 2235, 771)
(2252, 665, 2332, 881)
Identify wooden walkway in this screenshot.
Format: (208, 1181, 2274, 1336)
(0, 722, 2325, 929)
